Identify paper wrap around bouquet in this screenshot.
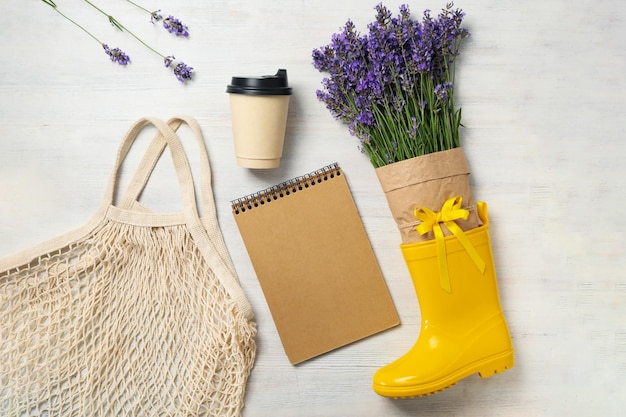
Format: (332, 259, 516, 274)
(375, 148, 480, 244)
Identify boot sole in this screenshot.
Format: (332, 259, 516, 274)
(373, 349, 514, 399)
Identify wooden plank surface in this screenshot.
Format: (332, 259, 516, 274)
(1, 0, 625, 415)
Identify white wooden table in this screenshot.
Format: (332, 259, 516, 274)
(1, 1, 625, 415)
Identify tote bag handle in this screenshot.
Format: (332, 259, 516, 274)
(102, 117, 200, 221)
(117, 116, 216, 221)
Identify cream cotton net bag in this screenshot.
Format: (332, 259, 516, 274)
(0, 117, 256, 416)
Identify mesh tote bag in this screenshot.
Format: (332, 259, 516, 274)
(0, 116, 257, 417)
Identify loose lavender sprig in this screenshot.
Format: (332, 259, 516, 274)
(41, 0, 130, 66)
(125, 0, 189, 37)
(312, 2, 469, 167)
(82, 0, 193, 82)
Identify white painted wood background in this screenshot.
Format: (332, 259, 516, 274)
(1, 0, 625, 415)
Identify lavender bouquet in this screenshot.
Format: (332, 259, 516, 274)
(312, 2, 468, 168)
(313, 2, 479, 244)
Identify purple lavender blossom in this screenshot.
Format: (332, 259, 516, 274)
(434, 82, 453, 101)
(408, 117, 418, 139)
(173, 62, 193, 82)
(164, 56, 193, 82)
(356, 111, 375, 126)
(103, 44, 130, 65)
(163, 15, 189, 37)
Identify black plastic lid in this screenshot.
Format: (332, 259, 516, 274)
(226, 69, 292, 95)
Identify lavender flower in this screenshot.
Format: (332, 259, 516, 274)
(165, 56, 194, 83)
(434, 82, 453, 102)
(103, 44, 130, 65)
(312, 2, 469, 167)
(408, 117, 419, 140)
(163, 16, 189, 37)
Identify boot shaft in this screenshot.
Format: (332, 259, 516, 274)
(401, 203, 509, 336)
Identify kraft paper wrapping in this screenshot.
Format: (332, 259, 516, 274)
(375, 148, 480, 244)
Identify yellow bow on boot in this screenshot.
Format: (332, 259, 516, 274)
(414, 196, 486, 293)
(373, 201, 514, 398)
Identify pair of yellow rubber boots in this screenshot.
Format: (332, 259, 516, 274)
(373, 202, 514, 398)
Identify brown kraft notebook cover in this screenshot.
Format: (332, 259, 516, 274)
(231, 163, 399, 364)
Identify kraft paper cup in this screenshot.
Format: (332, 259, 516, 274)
(227, 69, 292, 169)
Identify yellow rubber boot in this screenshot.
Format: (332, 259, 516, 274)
(373, 202, 514, 398)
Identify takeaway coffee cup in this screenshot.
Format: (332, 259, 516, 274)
(227, 69, 293, 169)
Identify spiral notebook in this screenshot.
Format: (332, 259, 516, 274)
(231, 163, 399, 364)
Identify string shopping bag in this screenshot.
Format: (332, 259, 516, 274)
(0, 117, 256, 417)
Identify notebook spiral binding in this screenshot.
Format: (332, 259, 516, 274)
(231, 163, 341, 215)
